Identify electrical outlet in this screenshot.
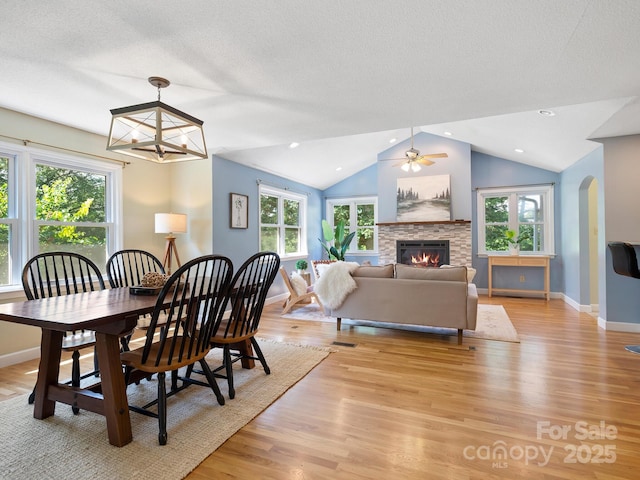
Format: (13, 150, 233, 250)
(519, 275, 525, 283)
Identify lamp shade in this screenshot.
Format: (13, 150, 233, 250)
(155, 213, 187, 234)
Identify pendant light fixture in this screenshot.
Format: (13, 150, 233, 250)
(106, 77, 207, 163)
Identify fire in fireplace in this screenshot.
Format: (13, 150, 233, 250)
(397, 240, 450, 267)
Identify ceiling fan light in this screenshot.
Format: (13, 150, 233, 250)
(401, 162, 410, 172)
(411, 163, 421, 172)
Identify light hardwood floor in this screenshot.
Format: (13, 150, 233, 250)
(2, 296, 640, 479)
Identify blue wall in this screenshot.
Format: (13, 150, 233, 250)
(213, 135, 640, 329)
(377, 132, 472, 222)
(560, 147, 604, 310)
(599, 135, 640, 325)
(212, 156, 323, 297)
(323, 164, 379, 264)
(471, 152, 562, 293)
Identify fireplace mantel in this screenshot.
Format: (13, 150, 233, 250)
(377, 220, 471, 226)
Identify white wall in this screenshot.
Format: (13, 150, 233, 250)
(0, 108, 213, 361)
(599, 134, 640, 326)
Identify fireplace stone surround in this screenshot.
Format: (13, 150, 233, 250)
(377, 221, 472, 267)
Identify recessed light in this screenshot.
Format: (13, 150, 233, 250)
(538, 109, 556, 117)
(389, 138, 397, 143)
(444, 131, 453, 136)
(514, 148, 525, 153)
(289, 142, 299, 149)
(336, 167, 343, 171)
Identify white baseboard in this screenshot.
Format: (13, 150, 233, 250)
(599, 318, 640, 333)
(0, 346, 40, 368)
(476, 287, 560, 301)
(560, 295, 640, 333)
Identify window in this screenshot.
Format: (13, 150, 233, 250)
(477, 184, 554, 255)
(0, 141, 122, 289)
(326, 197, 378, 253)
(0, 155, 13, 286)
(259, 185, 306, 257)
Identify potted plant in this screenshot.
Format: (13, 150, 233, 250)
(295, 259, 308, 274)
(505, 229, 528, 255)
(318, 219, 356, 261)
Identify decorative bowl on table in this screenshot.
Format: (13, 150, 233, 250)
(129, 272, 169, 295)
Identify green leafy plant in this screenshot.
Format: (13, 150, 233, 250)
(295, 259, 308, 271)
(505, 229, 529, 246)
(318, 219, 356, 261)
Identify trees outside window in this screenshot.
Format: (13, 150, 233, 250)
(477, 185, 554, 255)
(326, 197, 377, 253)
(35, 164, 109, 266)
(259, 185, 306, 257)
(0, 142, 121, 287)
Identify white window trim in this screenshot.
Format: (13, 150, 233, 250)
(476, 184, 555, 256)
(0, 140, 123, 293)
(259, 184, 307, 259)
(325, 196, 378, 254)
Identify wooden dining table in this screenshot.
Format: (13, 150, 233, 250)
(0, 287, 255, 447)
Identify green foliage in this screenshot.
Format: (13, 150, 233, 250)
(0, 162, 107, 284)
(318, 219, 356, 261)
(35, 165, 106, 246)
(295, 259, 308, 270)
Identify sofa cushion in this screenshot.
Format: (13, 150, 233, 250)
(395, 263, 467, 282)
(352, 264, 395, 278)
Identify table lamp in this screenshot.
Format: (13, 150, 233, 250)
(155, 213, 187, 274)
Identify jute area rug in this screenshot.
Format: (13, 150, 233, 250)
(0, 340, 330, 480)
(282, 303, 520, 343)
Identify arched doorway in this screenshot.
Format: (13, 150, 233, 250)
(579, 176, 599, 313)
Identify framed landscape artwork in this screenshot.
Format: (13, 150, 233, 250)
(396, 174, 451, 221)
(230, 193, 248, 229)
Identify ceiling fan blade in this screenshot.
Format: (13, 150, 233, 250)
(416, 157, 436, 166)
(419, 152, 448, 160)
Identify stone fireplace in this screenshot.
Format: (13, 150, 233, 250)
(378, 220, 472, 266)
(397, 240, 450, 267)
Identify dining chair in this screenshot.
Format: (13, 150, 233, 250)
(279, 266, 324, 315)
(106, 249, 165, 288)
(22, 251, 107, 413)
(205, 251, 280, 399)
(106, 249, 167, 333)
(121, 254, 233, 445)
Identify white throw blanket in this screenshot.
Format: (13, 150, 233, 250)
(314, 261, 359, 309)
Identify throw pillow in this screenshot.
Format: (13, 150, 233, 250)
(314, 262, 333, 278)
(395, 263, 467, 281)
(440, 264, 477, 282)
(352, 264, 395, 278)
(290, 271, 308, 296)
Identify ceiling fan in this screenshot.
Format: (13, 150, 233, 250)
(383, 127, 448, 172)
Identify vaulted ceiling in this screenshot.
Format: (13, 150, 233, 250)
(2, 1, 640, 189)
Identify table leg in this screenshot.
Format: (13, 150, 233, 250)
(95, 332, 132, 447)
(488, 260, 493, 298)
(33, 329, 63, 419)
(232, 339, 255, 369)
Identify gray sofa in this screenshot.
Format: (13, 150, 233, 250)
(327, 263, 478, 343)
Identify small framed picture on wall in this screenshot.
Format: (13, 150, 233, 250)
(230, 193, 248, 229)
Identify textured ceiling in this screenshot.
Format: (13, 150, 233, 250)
(1, 1, 640, 189)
